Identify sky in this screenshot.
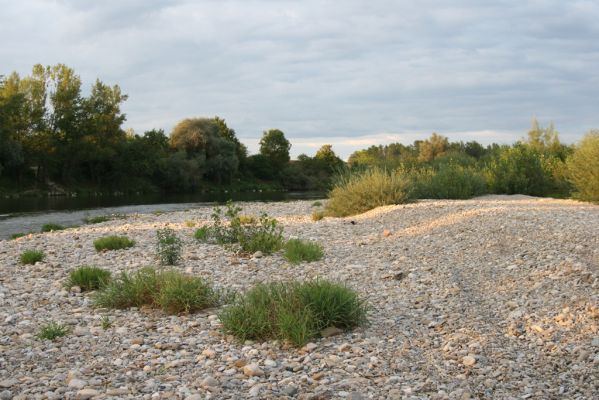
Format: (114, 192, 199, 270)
(1, 0, 598, 159)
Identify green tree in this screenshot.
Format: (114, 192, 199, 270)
(567, 130, 599, 202)
(314, 144, 344, 172)
(418, 133, 448, 162)
(259, 129, 291, 171)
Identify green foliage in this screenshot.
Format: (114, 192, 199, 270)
(567, 131, 599, 202)
(65, 266, 111, 291)
(311, 201, 323, 207)
(312, 211, 325, 221)
(94, 235, 135, 251)
(41, 223, 65, 232)
(195, 202, 284, 254)
(411, 164, 488, 199)
(326, 168, 413, 217)
(184, 220, 196, 228)
(36, 322, 69, 340)
(83, 215, 110, 224)
(11, 232, 33, 239)
(100, 315, 112, 330)
(93, 267, 224, 314)
(284, 239, 324, 264)
(20, 249, 44, 264)
(156, 228, 183, 265)
(219, 280, 367, 346)
(259, 129, 291, 171)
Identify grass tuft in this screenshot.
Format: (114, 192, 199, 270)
(41, 223, 65, 232)
(311, 201, 323, 207)
(284, 239, 324, 264)
(94, 235, 135, 251)
(20, 249, 45, 264)
(36, 322, 69, 340)
(100, 315, 112, 330)
(64, 266, 111, 291)
(83, 215, 110, 224)
(219, 280, 367, 346)
(11, 232, 34, 240)
(93, 267, 226, 314)
(311, 211, 325, 221)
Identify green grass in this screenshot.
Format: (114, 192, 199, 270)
(219, 280, 367, 346)
(100, 315, 112, 330)
(326, 168, 413, 217)
(93, 267, 226, 314)
(94, 236, 135, 251)
(311, 211, 325, 221)
(11, 232, 34, 239)
(41, 223, 65, 232)
(311, 201, 323, 207)
(284, 239, 324, 264)
(20, 249, 45, 264)
(64, 266, 111, 291)
(194, 226, 209, 241)
(156, 228, 183, 265)
(36, 322, 69, 340)
(83, 215, 110, 224)
(184, 220, 196, 228)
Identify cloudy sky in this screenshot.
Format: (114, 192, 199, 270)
(1, 0, 598, 158)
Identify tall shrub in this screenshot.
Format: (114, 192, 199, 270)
(567, 131, 599, 202)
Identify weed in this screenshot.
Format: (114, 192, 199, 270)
(311, 211, 325, 221)
(219, 280, 367, 346)
(100, 315, 112, 330)
(184, 220, 196, 228)
(11, 232, 33, 239)
(64, 266, 111, 291)
(94, 236, 135, 251)
(311, 201, 323, 207)
(36, 322, 69, 340)
(194, 226, 209, 241)
(284, 239, 324, 264)
(20, 249, 45, 264)
(83, 215, 110, 224)
(41, 223, 65, 232)
(152, 210, 165, 216)
(156, 228, 183, 265)
(238, 214, 257, 225)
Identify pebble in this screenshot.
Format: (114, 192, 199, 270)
(76, 388, 99, 399)
(462, 356, 477, 367)
(243, 363, 264, 377)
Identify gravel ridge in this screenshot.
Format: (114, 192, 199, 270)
(0, 195, 597, 399)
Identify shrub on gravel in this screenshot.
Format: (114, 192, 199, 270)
(83, 215, 110, 224)
(326, 168, 413, 217)
(410, 163, 488, 199)
(284, 239, 324, 264)
(311, 211, 325, 221)
(36, 322, 69, 340)
(94, 235, 135, 251)
(41, 223, 65, 232)
(93, 267, 225, 314)
(65, 266, 111, 291)
(156, 228, 183, 265)
(567, 131, 599, 202)
(20, 249, 45, 264)
(11, 232, 33, 239)
(219, 280, 367, 346)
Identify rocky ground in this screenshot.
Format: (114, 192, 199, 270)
(0, 195, 597, 399)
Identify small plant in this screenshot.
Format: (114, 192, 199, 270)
(36, 322, 69, 340)
(152, 210, 165, 216)
(284, 239, 324, 264)
(194, 226, 209, 241)
(219, 280, 367, 347)
(20, 249, 45, 264)
(100, 315, 112, 330)
(93, 267, 225, 314)
(311, 201, 323, 207)
(65, 266, 111, 291)
(94, 236, 135, 251)
(83, 215, 110, 224)
(311, 211, 325, 221)
(11, 232, 33, 240)
(238, 214, 257, 225)
(156, 228, 183, 265)
(41, 223, 65, 232)
(184, 220, 196, 228)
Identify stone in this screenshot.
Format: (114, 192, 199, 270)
(106, 388, 129, 395)
(253, 251, 263, 258)
(321, 327, 343, 338)
(0, 391, 12, 400)
(202, 349, 216, 358)
(243, 363, 264, 377)
(303, 342, 318, 352)
(200, 377, 219, 388)
(76, 388, 99, 399)
(68, 379, 87, 389)
(383, 229, 392, 237)
(282, 385, 299, 397)
(185, 396, 203, 400)
(131, 337, 144, 345)
(337, 343, 352, 352)
(348, 392, 365, 400)
(249, 384, 263, 397)
(462, 356, 477, 367)
(0, 380, 17, 389)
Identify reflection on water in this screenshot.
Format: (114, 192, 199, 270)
(0, 191, 325, 240)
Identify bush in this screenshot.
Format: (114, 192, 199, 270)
(411, 164, 488, 199)
(284, 239, 324, 264)
(20, 249, 45, 264)
(326, 168, 413, 217)
(83, 216, 110, 224)
(94, 236, 135, 251)
(567, 131, 599, 202)
(311, 201, 323, 207)
(156, 228, 182, 265)
(219, 280, 367, 346)
(311, 211, 325, 221)
(65, 266, 111, 291)
(36, 322, 69, 340)
(93, 267, 224, 314)
(195, 202, 284, 254)
(11, 232, 33, 240)
(41, 223, 65, 232)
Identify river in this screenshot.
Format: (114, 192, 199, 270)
(0, 191, 325, 240)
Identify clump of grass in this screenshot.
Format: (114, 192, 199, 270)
(41, 223, 65, 232)
(83, 215, 110, 224)
(195, 202, 284, 254)
(220, 280, 367, 347)
(100, 315, 112, 330)
(94, 236, 135, 251)
(284, 239, 324, 264)
(326, 168, 413, 217)
(311, 211, 325, 221)
(156, 228, 182, 265)
(311, 201, 323, 207)
(184, 220, 196, 228)
(152, 210, 165, 216)
(11, 232, 34, 240)
(64, 266, 111, 291)
(93, 267, 225, 314)
(20, 249, 45, 264)
(36, 322, 69, 340)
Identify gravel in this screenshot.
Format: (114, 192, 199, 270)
(0, 195, 597, 399)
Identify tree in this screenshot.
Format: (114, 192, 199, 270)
(418, 133, 448, 162)
(314, 144, 344, 172)
(259, 129, 291, 170)
(567, 130, 599, 202)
